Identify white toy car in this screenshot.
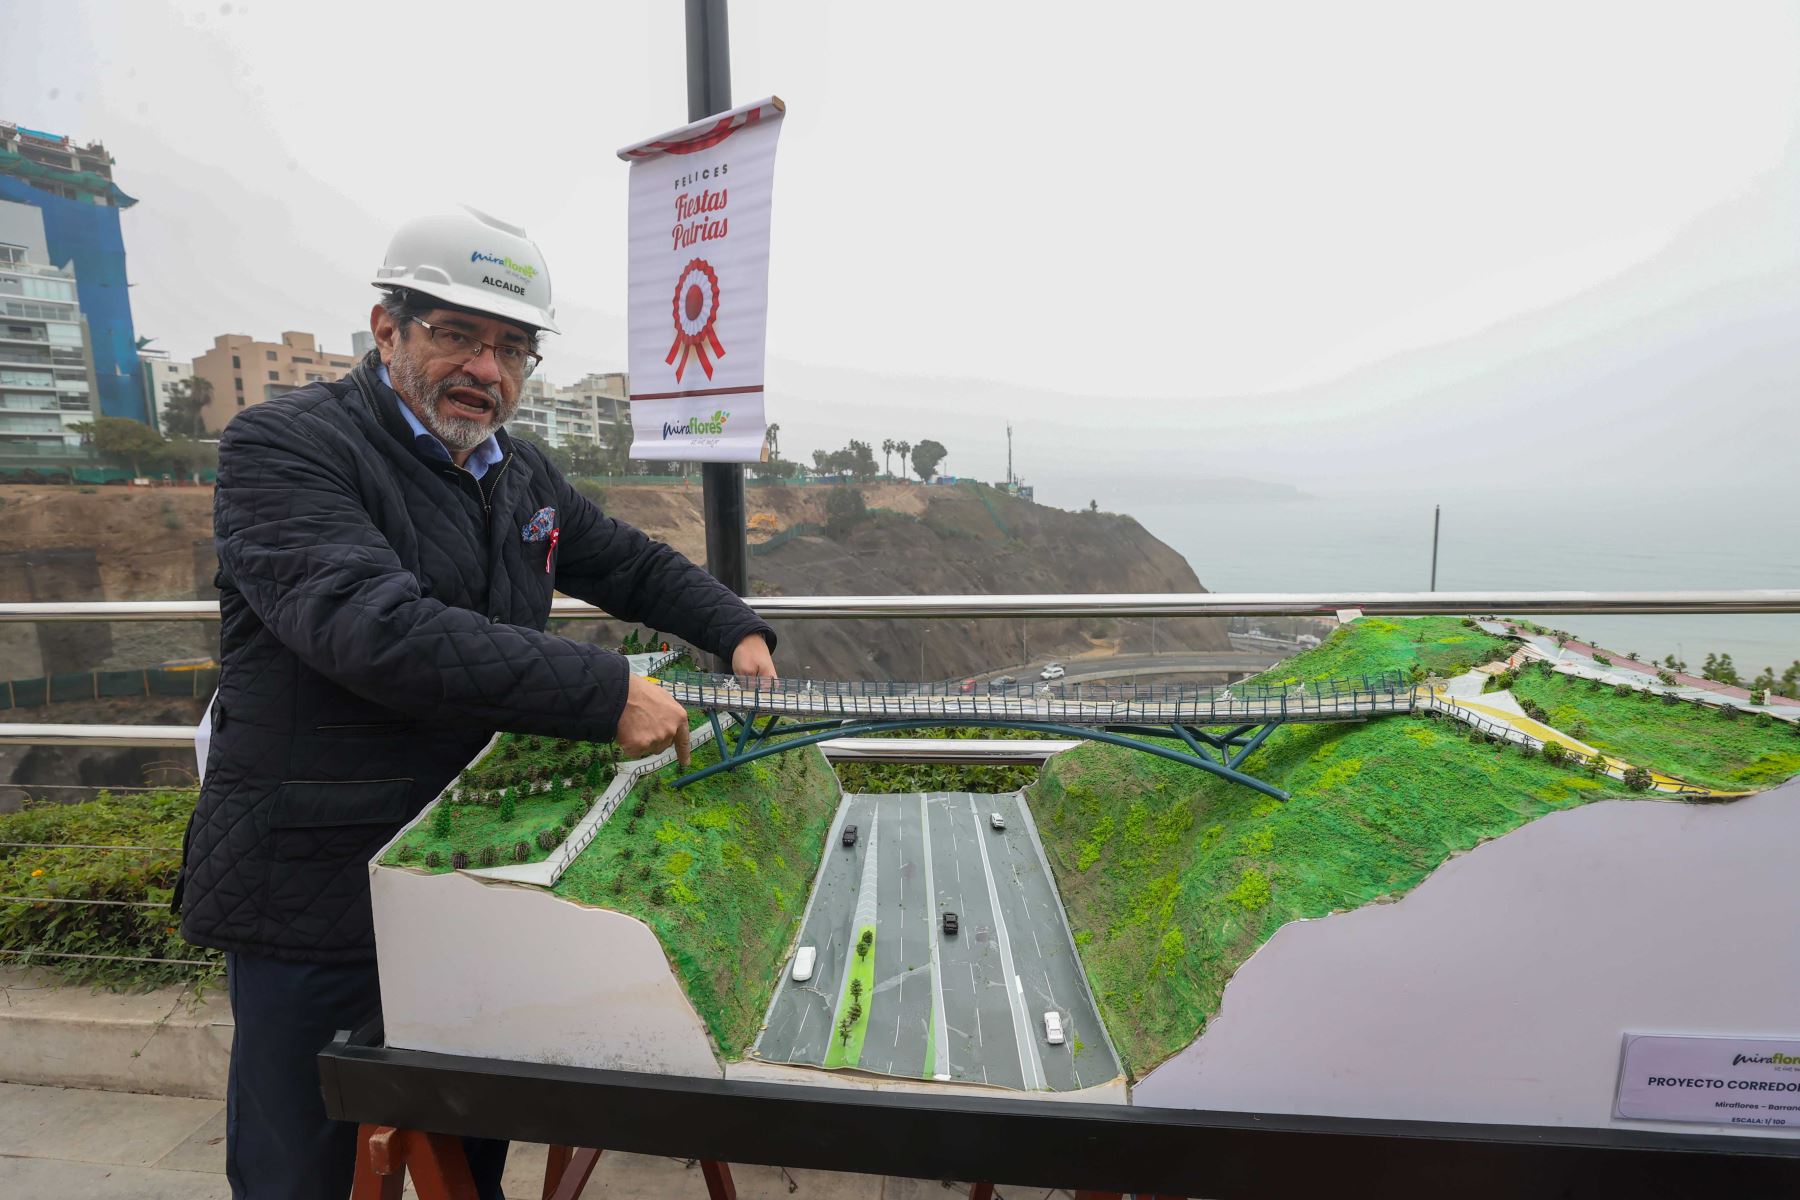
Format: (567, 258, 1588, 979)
(1043, 1010, 1065, 1045)
(791, 945, 816, 982)
(1040, 663, 1066, 680)
(989, 812, 1006, 830)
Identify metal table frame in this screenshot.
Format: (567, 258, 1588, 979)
(317, 1025, 1800, 1199)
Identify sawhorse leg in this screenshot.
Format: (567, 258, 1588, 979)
(699, 1159, 738, 1199)
(352, 1125, 478, 1200)
(543, 1145, 603, 1200)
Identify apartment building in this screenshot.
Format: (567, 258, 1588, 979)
(192, 331, 358, 431)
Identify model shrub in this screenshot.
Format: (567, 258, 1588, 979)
(477, 845, 499, 868)
(1541, 741, 1567, 766)
(1656, 669, 1678, 686)
(450, 850, 469, 870)
(1623, 766, 1653, 791)
(425, 849, 442, 869)
(395, 842, 419, 863)
(1719, 704, 1741, 721)
(650, 884, 667, 906)
(512, 841, 531, 863)
(560, 809, 579, 831)
(430, 803, 451, 839)
(535, 829, 560, 852)
(637, 864, 652, 881)
(1519, 742, 1540, 759)
(619, 846, 635, 861)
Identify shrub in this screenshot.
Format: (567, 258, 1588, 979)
(1519, 742, 1540, 759)
(1656, 669, 1678, 686)
(611, 875, 625, 894)
(1623, 766, 1652, 791)
(425, 849, 443, 869)
(1521, 699, 1547, 721)
(637, 864, 652, 881)
(620, 846, 636, 861)
(650, 884, 668, 906)
(1594, 654, 1612, 666)
(1570, 720, 1590, 741)
(513, 841, 531, 863)
(395, 842, 419, 863)
(450, 850, 469, 870)
(1541, 742, 1567, 766)
(476, 845, 499, 868)
(1614, 683, 1633, 697)
(1718, 704, 1740, 721)
(560, 809, 579, 831)
(535, 829, 560, 851)
(430, 803, 452, 839)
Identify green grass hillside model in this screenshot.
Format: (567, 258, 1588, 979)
(1029, 616, 1800, 1077)
(554, 738, 840, 1057)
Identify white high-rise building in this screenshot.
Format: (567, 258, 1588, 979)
(139, 349, 192, 435)
(0, 199, 96, 447)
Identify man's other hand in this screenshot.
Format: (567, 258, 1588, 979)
(731, 633, 778, 681)
(617, 674, 692, 767)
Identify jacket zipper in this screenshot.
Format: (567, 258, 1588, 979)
(483, 451, 513, 515)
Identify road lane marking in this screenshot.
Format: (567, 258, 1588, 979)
(966, 793, 1045, 1090)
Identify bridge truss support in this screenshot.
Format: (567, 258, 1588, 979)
(683, 710, 1293, 800)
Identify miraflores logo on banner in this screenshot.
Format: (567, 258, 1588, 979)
(619, 97, 785, 463)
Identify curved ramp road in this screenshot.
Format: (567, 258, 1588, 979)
(754, 791, 1119, 1093)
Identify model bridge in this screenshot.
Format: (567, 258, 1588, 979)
(661, 670, 1420, 800)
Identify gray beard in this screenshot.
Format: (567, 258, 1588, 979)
(388, 352, 515, 452)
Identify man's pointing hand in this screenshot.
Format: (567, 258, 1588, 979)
(616, 674, 691, 767)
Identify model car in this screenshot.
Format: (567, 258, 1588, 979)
(958, 677, 977, 693)
(989, 812, 1006, 830)
(1040, 663, 1066, 680)
(792, 945, 816, 982)
(941, 911, 959, 936)
(1043, 1010, 1065, 1045)
(842, 824, 858, 848)
(990, 675, 1016, 688)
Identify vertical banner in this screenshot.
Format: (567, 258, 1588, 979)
(619, 97, 785, 462)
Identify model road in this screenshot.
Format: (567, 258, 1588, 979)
(755, 791, 1119, 1093)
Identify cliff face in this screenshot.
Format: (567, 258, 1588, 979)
(0, 478, 1222, 701)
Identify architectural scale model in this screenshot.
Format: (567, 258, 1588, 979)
(371, 618, 1800, 1129)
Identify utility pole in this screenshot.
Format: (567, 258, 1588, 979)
(686, 0, 748, 601)
(1006, 423, 1014, 489)
(1429, 504, 1441, 592)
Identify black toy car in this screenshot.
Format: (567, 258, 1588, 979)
(842, 824, 858, 848)
(942, 911, 959, 935)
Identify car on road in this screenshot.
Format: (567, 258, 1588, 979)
(842, 824, 858, 848)
(791, 946, 816, 982)
(989, 812, 1006, 830)
(989, 675, 1016, 689)
(1039, 663, 1066, 680)
(1043, 1010, 1065, 1045)
(941, 911, 959, 936)
(958, 677, 977, 693)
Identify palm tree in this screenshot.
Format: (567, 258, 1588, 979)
(895, 440, 911, 480)
(881, 438, 895, 476)
(764, 422, 781, 461)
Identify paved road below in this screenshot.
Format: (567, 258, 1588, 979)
(755, 791, 1120, 1093)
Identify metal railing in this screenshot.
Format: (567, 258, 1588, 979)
(4, 588, 1800, 624)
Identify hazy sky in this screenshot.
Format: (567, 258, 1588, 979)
(7, 1, 1800, 485)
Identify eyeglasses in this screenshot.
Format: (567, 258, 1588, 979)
(412, 318, 542, 379)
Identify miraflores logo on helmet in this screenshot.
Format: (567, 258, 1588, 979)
(470, 250, 539, 281)
(371, 208, 561, 334)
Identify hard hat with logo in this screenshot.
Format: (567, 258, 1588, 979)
(371, 207, 561, 334)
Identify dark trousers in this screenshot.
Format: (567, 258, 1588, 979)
(225, 951, 509, 1199)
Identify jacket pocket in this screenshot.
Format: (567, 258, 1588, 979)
(263, 778, 416, 934)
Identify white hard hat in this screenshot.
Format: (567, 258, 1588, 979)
(372, 207, 561, 334)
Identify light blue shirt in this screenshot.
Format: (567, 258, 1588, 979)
(378, 363, 504, 481)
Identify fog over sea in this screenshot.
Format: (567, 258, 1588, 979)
(1129, 486, 1800, 678)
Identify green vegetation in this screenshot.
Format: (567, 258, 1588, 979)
(825, 925, 878, 1068)
(1247, 616, 1512, 685)
(835, 725, 1049, 794)
(1029, 615, 1800, 1077)
(0, 790, 219, 988)
(553, 738, 840, 1057)
(380, 731, 617, 872)
(1510, 665, 1800, 791)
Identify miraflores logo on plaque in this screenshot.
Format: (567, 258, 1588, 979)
(1615, 1034, 1800, 1129)
(620, 98, 785, 463)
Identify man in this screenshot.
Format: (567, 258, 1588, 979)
(175, 208, 777, 1199)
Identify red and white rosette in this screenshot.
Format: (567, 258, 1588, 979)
(665, 258, 725, 383)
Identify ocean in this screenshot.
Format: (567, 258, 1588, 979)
(1129, 488, 1800, 679)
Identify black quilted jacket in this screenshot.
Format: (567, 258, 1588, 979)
(176, 355, 773, 962)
